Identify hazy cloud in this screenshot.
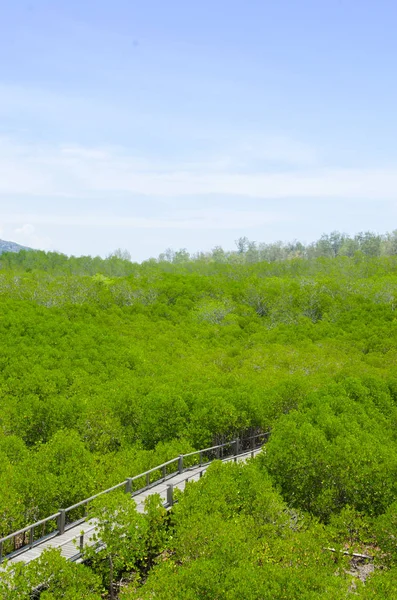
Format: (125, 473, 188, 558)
(15, 223, 35, 235)
(12, 222, 52, 250)
(2, 209, 283, 231)
(0, 137, 396, 201)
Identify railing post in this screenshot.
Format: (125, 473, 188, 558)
(58, 510, 66, 535)
(233, 438, 239, 460)
(80, 533, 84, 554)
(250, 435, 254, 458)
(125, 478, 133, 494)
(29, 526, 34, 548)
(167, 484, 174, 507)
(178, 455, 184, 474)
(0, 540, 3, 563)
(199, 451, 203, 466)
(146, 473, 150, 488)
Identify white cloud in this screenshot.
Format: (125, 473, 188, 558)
(15, 223, 35, 235)
(12, 222, 52, 250)
(0, 136, 396, 202)
(1, 209, 282, 231)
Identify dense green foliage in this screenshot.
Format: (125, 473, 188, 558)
(2, 245, 397, 596)
(122, 462, 354, 599)
(0, 549, 102, 599)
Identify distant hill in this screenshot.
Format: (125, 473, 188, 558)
(0, 239, 32, 255)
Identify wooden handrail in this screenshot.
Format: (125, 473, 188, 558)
(0, 431, 270, 562)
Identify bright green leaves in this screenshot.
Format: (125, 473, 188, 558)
(123, 460, 352, 600)
(263, 380, 397, 520)
(138, 391, 189, 448)
(84, 492, 148, 595)
(83, 491, 169, 598)
(0, 549, 102, 600)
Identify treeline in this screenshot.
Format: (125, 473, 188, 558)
(2, 230, 397, 275)
(0, 248, 139, 277)
(161, 230, 397, 264)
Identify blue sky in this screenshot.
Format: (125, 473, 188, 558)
(1, 0, 397, 260)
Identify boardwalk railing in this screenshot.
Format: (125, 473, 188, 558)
(0, 431, 270, 563)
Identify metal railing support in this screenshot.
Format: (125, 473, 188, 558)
(125, 478, 133, 494)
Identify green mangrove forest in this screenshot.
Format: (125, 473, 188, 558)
(1, 237, 397, 598)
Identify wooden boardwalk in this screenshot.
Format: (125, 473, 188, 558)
(6, 448, 263, 566)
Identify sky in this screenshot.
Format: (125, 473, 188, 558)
(1, 0, 397, 261)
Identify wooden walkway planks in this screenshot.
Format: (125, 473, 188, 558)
(6, 449, 262, 566)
